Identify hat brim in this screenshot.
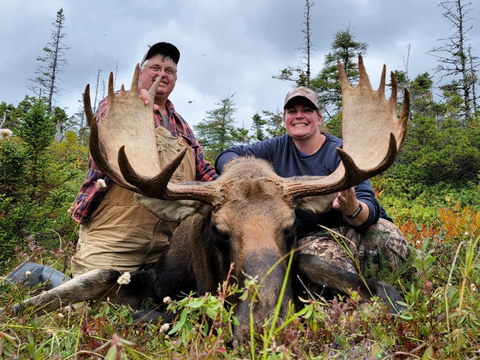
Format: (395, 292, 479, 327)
(284, 96, 319, 110)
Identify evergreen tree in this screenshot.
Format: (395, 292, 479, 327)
(29, 8, 69, 113)
(390, 112, 480, 188)
(8, 96, 38, 133)
(16, 99, 56, 194)
(0, 103, 17, 131)
(15, 96, 36, 116)
(439, 80, 465, 121)
(428, 0, 478, 122)
(73, 94, 89, 146)
(16, 100, 56, 154)
(409, 72, 436, 116)
(311, 25, 368, 120)
(262, 110, 286, 138)
(230, 125, 251, 146)
(251, 113, 267, 141)
(274, 0, 314, 86)
(0, 98, 86, 260)
(51, 107, 73, 142)
(195, 95, 238, 159)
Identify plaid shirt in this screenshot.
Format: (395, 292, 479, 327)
(71, 97, 218, 224)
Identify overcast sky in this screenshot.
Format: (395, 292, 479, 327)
(1, 0, 479, 132)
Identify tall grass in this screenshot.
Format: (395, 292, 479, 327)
(1, 205, 480, 358)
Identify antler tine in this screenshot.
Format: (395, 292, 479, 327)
(107, 72, 115, 103)
(130, 64, 140, 94)
(378, 65, 387, 98)
(338, 59, 351, 93)
(357, 54, 373, 90)
(90, 70, 132, 189)
(336, 132, 399, 186)
(390, 70, 397, 104)
(118, 147, 219, 204)
(83, 84, 94, 128)
(84, 74, 130, 188)
(398, 87, 410, 148)
(117, 145, 183, 198)
(150, 74, 163, 99)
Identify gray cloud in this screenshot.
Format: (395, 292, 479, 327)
(1, 0, 479, 131)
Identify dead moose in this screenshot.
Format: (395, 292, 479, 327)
(2, 55, 409, 337)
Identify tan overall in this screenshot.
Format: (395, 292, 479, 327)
(71, 125, 196, 276)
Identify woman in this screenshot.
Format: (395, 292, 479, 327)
(215, 87, 408, 275)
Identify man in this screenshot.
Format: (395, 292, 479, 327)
(215, 87, 409, 277)
(70, 42, 218, 276)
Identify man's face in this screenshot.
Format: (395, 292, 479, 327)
(139, 54, 177, 100)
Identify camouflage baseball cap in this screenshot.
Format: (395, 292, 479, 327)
(283, 87, 320, 109)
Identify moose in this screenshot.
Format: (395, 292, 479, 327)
(2, 55, 409, 339)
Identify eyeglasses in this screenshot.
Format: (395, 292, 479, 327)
(147, 64, 176, 77)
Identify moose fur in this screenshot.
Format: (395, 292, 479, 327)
(2, 157, 404, 338)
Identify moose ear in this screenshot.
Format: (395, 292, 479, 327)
(134, 194, 205, 221)
(294, 193, 337, 214)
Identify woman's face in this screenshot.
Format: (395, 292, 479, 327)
(283, 99, 322, 141)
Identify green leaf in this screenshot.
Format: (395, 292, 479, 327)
(422, 345, 434, 360)
(104, 346, 118, 360)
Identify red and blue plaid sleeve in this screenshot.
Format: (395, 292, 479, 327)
(70, 99, 112, 224)
(70, 157, 112, 223)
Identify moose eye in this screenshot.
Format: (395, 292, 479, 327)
(212, 225, 230, 247)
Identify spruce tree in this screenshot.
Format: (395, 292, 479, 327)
(16, 98, 56, 194)
(195, 95, 237, 159)
(310, 26, 368, 121)
(29, 8, 69, 113)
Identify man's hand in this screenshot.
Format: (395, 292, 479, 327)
(139, 88, 160, 112)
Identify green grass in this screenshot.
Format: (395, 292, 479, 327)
(1, 207, 480, 359)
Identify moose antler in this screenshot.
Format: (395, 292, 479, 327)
(283, 54, 409, 199)
(84, 65, 219, 204)
(85, 65, 163, 191)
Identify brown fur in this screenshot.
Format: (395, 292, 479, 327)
(1, 157, 404, 341)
